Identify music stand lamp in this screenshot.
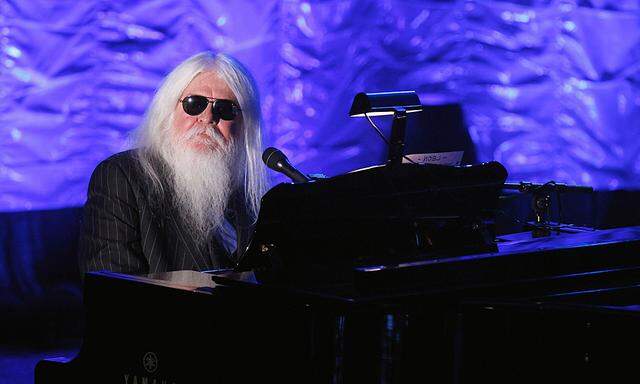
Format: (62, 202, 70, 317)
(349, 91, 423, 166)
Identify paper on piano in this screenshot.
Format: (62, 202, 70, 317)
(402, 151, 464, 166)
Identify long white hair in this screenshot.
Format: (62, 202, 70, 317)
(134, 51, 268, 221)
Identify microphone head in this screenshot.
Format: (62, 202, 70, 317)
(262, 147, 287, 169)
(262, 147, 311, 183)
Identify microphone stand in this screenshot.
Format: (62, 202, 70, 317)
(502, 181, 594, 238)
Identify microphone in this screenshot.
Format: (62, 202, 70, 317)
(262, 147, 310, 183)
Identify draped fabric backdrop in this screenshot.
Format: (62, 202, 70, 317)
(1, 0, 639, 212)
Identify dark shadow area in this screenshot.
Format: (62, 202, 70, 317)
(404, 103, 477, 165)
(0, 207, 84, 344)
(0, 341, 81, 384)
(0, 208, 84, 384)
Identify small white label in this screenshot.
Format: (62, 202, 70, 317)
(403, 151, 464, 166)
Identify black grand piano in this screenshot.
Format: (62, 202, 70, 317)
(36, 161, 640, 383)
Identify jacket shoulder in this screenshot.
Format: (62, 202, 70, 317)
(89, 149, 168, 213)
(100, 149, 139, 168)
(92, 149, 142, 178)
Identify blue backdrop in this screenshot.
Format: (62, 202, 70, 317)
(1, 0, 639, 212)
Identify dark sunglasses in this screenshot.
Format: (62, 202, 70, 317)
(180, 95, 241, 122)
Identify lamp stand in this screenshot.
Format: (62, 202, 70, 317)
(387, 108, 407, 166)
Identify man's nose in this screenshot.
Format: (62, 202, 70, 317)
(197, 105, 216, 124)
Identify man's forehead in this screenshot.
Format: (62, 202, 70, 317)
(181, 70, 234, 98)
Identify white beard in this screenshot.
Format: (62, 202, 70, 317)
(157, 124, 239, 244)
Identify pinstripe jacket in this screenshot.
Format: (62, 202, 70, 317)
(78, 150, 252, 275)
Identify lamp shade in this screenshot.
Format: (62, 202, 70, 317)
(349, 91, 423, 117)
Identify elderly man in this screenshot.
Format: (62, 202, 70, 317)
(78, 52, 268, 275)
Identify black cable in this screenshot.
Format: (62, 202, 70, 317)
(365, 112, 390, 146)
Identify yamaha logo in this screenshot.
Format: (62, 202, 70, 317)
(123, 352, 175, 384)
(143, 352, 159, 374)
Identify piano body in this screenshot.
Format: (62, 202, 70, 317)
(36, 162, 640, 383)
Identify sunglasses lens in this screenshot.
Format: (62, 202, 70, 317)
(212, 100, 238, 121)
(182, 96, 208, 116)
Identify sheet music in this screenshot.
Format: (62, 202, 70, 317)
(402, 151, 464, 166)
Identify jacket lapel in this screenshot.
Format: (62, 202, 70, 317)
(166, 211, 212, 271)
